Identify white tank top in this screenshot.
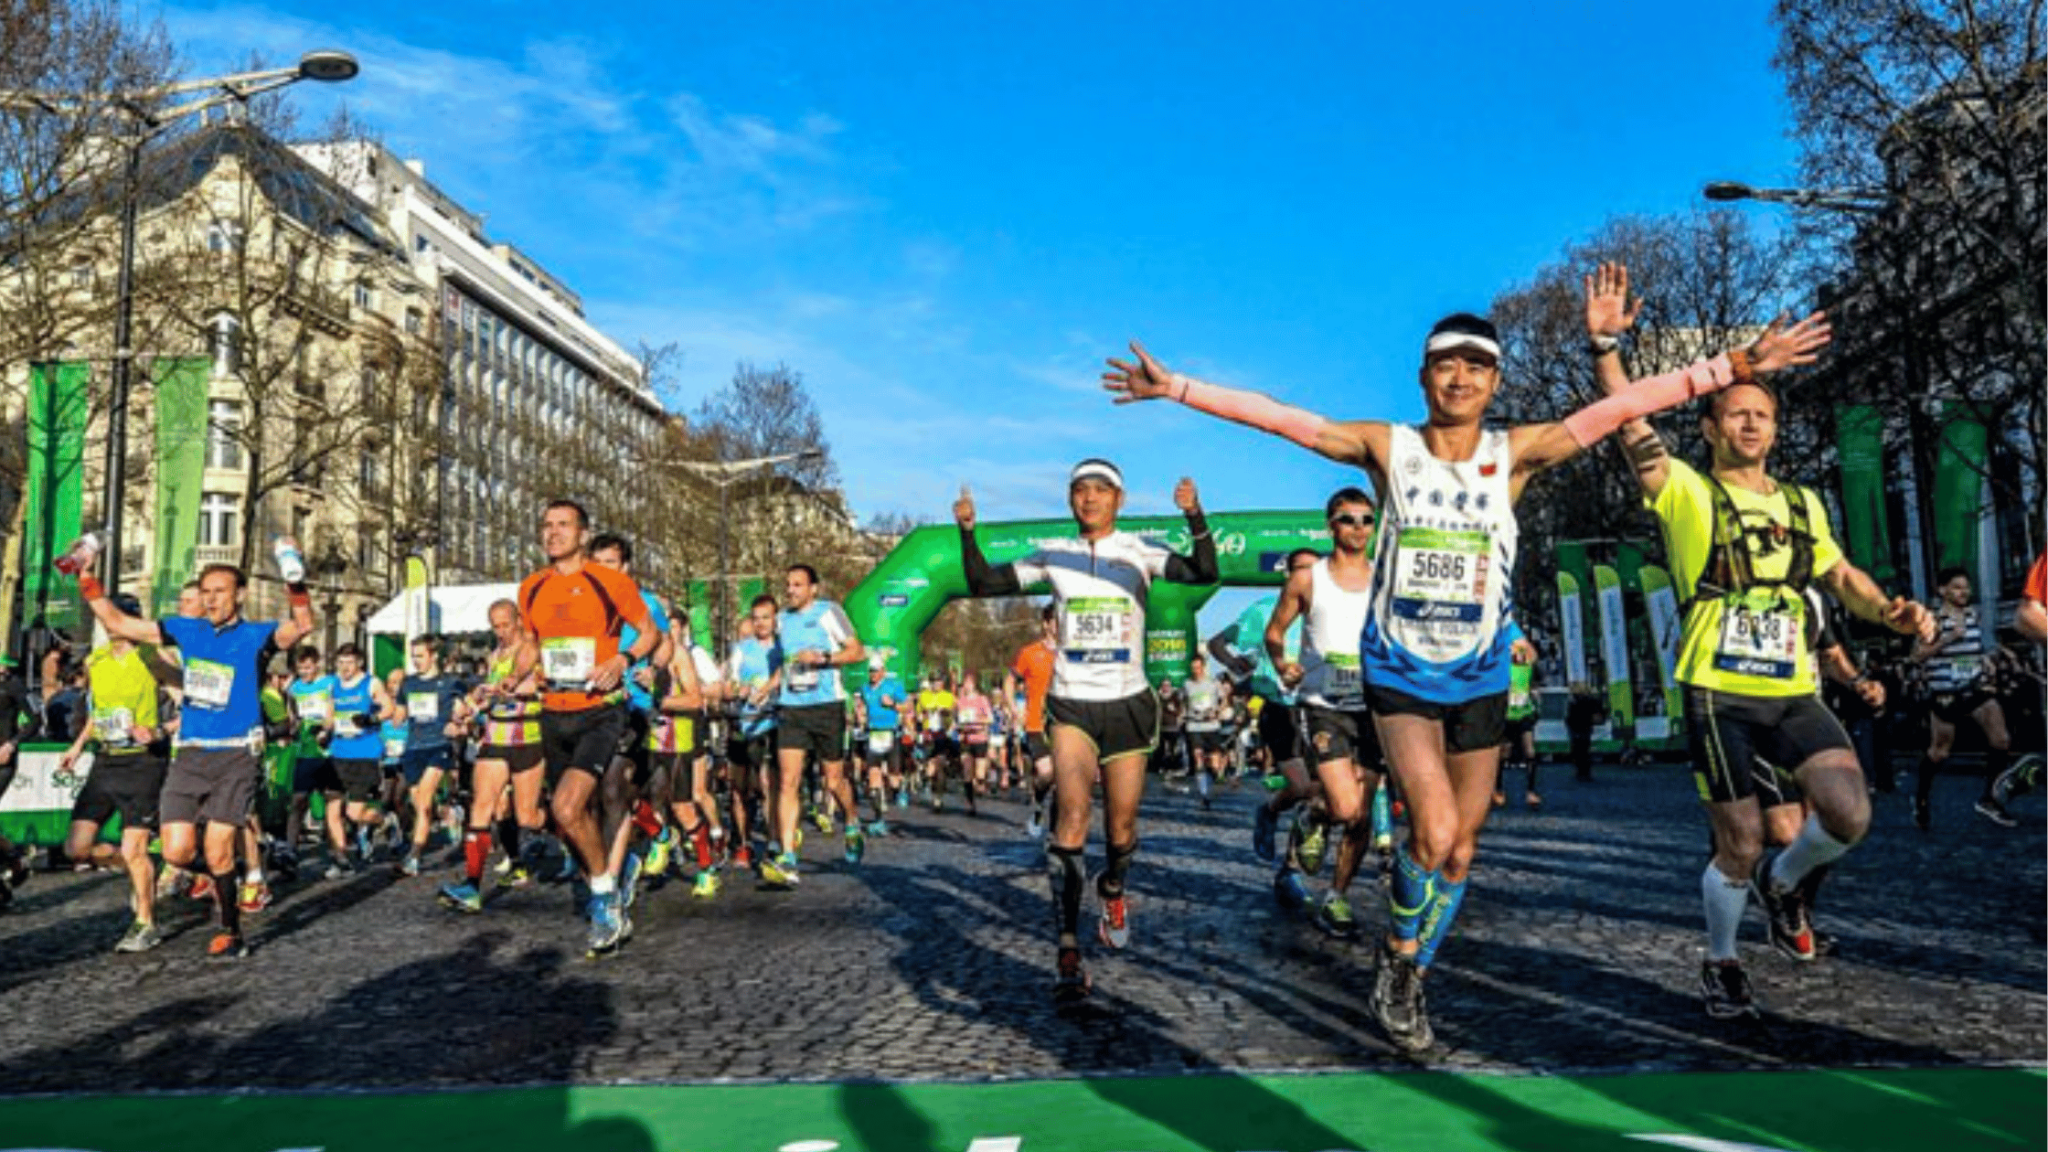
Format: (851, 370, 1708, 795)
(1359, 424, 1519, 703)
(1300, 556, 1373, 710)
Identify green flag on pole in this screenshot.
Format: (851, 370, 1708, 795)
(24, 362, 90, 632)
(150, 357, 211, 615)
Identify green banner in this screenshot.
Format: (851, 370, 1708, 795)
(1835, 403, 1894, 583)
(1932, 402, 1988, 575)
(23, 361, 90, 632)
(1593, 565, 1632, 733)
(686, 576, 767, 652)
(150, 357, 211, 615)
(1556, 571, 1587, 687)
(1639, 565, 1683, 725)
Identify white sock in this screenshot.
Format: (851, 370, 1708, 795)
(588, 874, 616, 895)
(1771, 814, 1850, 891)
(244, 868, 262, 884)
(1702, 862, 1749, 961)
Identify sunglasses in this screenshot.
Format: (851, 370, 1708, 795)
(1329, 512, 1375, 528)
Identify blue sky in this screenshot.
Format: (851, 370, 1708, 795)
(161, 1, 1804, 631)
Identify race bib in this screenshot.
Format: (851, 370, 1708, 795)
(185, 659, 234, 710)
(1324, 653, 1364, 702)
(1714, 605, 1800, 679)
(94, 706, 136, 746)
(1391, 528, 1488, 623)
(867, 731, 894, 755)
(787, 665, 821, 693)
(383, 733, 406, 758)
(1950, 655, 1984, 684)
(1062, 596, 1132, 664)
(407, 691, 441, 723)
(542, 638, 596, 686)
(297, 691, 332, 724)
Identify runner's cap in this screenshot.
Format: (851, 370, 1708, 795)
(1424, 313, 1501, 363)
(1070, 458, 1124, 490)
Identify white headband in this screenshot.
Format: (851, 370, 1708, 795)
(1424, 331, 1502, 361)
(1070, 461, 1124, 490)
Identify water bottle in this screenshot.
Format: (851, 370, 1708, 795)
(54, 532, 101, 576)
(272, 535, 306, 583)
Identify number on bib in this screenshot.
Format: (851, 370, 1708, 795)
(542, 638, 596, 686)
(185, 659, 235, 709)
(1714, 605, 1800, 679)
(1390, 528, 1489, 624)
(1062, 596, 1132, 665)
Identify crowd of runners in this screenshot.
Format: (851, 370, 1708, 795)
(0, 261, 2042, 1056)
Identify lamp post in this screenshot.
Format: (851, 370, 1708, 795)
(1702, 180, 1885, 214)
(658, 448, 824, 659)
(312, 533, 349, 655)
(0, 50, 360, 598)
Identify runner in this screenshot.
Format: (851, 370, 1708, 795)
(517, 499, 658, 955)
(325, 643, 396, 873)
(1265, 491, 1383, 940)
(55, 593, 171, 951)
(652, 610, 727, 895)
(724, 594, 782, 873)
(70, 555, 315, 958)
(1577, 262, 1931, 1015)
(1179, 654, 1229, 811)
(282, 648, 344, 875)
(587, 534, 674, 908)
(1216, 552, 1315, 877)
(764, 564, 866, 887)
(644, 613, 712, 897)
(1102, 284, 1829, 1047)
(1499, 627, 1541, 808)
(955, 672, 993, 816)
(395, 636, 472, 877)
(956, 461, 1218, 1001)
(916, 672, 958, 810)
(1911, 566, 2018, 828)
(859, 659, 909, 836)
(438, 600, 544, 911)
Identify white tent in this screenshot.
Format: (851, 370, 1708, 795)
(363, 583, 519, 637)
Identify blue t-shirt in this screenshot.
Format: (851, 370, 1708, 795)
(399, 672, 467, 750)
(1223, 596, 1299, 705)
(287, 674, 340, 755)
(619, 590, 672, 714)
(727, 636, 781, 738)
(161, 616, 278, 749)
(776, 600, 856, 709)
(861, 676, 907, 732)
(327, 673, 384, 760)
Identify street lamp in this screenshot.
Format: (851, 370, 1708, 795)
(657, 448, 824, 659)
(0, 50, 360, 598)
(1702, 180, 1885, 214)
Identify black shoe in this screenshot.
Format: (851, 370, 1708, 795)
(1974, 797, 2017, 827)
(1371, 944, 1420, 1044)
(1752, 854, 1816, 963)
(1053, 948, 1091, 1004)
(1701, 958, 1757, 1018)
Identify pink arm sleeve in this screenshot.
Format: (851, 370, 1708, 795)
(1562, 353, 1744, 448)
(1171, 374, 1327, 450)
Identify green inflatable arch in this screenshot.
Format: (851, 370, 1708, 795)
(842, 510, 1330, 687)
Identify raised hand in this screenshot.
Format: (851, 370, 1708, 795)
(1749, 312, 1831, 374)
(1583, 261, 1643, 338)
(1174, 477, 1201, 514)
(1884, 596, 1935, 642)
(953, 484, 977, 530)
(1102, 341, 1177, 404)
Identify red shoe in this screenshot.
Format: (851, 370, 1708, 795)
(207, 931, 250, 959)
(731, 845, 754, 871)
(188, 874, 216, 902)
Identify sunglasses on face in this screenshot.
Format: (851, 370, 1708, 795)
(1329, 513, 1375, 528)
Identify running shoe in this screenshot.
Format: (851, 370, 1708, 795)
(1253, 803, 1278, 862)
(814, 809, 834, 835)
(155, 865, 184, 900)
(1994, 753, 2044, 805)
(188, 874, 215, 902)
(1700, 958, 1758, 1018)
(844, 828, 866, 865)
(397, 854, 421, 878)
(438, 880, 483, 914)
(1974, 796, 2017, 827)
(114, 920, 163, 953)
(865, 819, 890, 837)
(1273, 869, 1313, 911)
(896, 786, 909, 809)
(620, 850, 645, 911)
(1053, 947, 1091, 1004)
(759, 851, 801, 888)
(502, 863, 533, 889)
(494, 853, 514, 877)
(1753, 854, 1816, 963)
(1291, 815, 1328, 876)
(553, 847, 578, 883)
(236, 881, 271, 913)
(1314, 893, 1360, 940)
(322, 857, 354, 881)
(1404, 971, 1435, 1052)
(1370, 945, 1420, 1044)
(691, 869, 721, 899)
(731, 844, 755, 871)
(644, 830, 674, 878)
(586, 892, 626, 955)
(1098, 894, 1131, 949)
(207, 931, 250, 960)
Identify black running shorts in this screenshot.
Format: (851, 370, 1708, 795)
(1363, 683, 1507, 754)
(1024, 732, 1051, 762)
(334, 758, 383, 802)
(1683, 686, 1852, 805)
(478, 743, 546, 773)
(158, 747, 261, 827)
(779, 702, 846, 761)
(70, 752, 167, 831)
(1257, 699, 1300, 764)
(1929, 689, 1996, 726)
(542, 704, 629, 779)
(1047, 689, 1160, 762)
(1297, 704, 1381, 769)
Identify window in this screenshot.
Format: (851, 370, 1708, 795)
(210, 314, 241, 378)
(205, 400, 244, 469)
(353, 280, 375, 310)
(358, 531, 379, 574)
(199, 493, 239, 547)
(70, 260, 93, 288)
(206, 222, 242, 253)
(404, 308, 423, 335)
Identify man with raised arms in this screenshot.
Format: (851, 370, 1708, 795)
(1580, 262, 1930, 1015)
(1265, 489, 1384, 939)
(956, 460, 1218, 1002)
(1104, 298, 1826, 1049)
(516, 499, 657, 956)
(71, 561, 314, 958)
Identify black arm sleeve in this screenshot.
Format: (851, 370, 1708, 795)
(1162, 510, 1219, 585)
(960, 525, 1022, 596)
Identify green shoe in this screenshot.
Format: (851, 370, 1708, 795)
(1291, 815, 1329, 875)
(1313, 893, 1359, 940)
(644, 831, 673, 878)
(691, 869, 720, 899)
